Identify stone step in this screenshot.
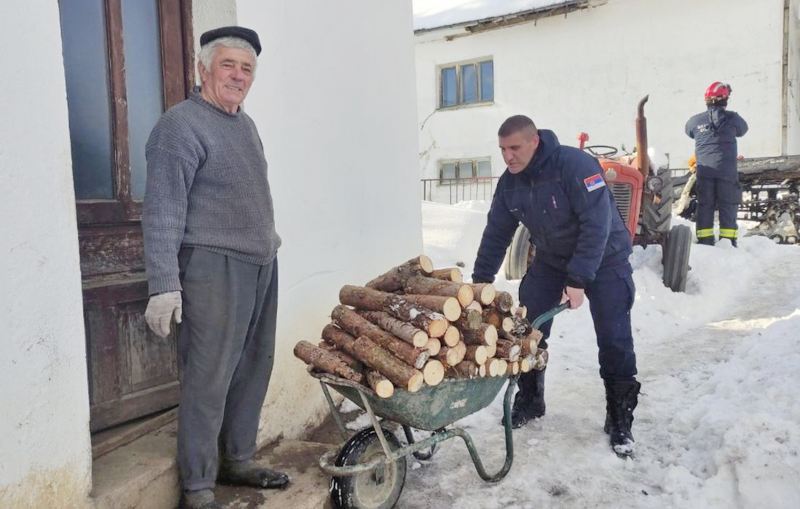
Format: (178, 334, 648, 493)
(91, 421, 335, 509)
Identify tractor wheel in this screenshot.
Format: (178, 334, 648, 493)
(504, 225, 535, 280)
(330, 427, 407, 509)
(662, 224, 692, 292)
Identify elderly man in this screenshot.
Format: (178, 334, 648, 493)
(143, 26, 288, 508)
(472, 115, 640, 457)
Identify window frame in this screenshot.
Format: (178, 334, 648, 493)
(438, 157, 493, 184)
(69, 0, 192, 226)
(436, 57, 494, 110)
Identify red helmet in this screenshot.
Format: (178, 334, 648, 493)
(704, 81, 732, 101)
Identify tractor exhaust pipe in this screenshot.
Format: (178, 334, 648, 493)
(636, 95, 649, 179)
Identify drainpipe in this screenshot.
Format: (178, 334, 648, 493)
(782, 0, 790, 155)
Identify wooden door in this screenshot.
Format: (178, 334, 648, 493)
(58, 0, 193, 432)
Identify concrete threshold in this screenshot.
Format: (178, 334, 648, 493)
(90, 421, 336, 509)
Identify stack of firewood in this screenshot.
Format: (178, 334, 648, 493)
(293, 255, 548, 398)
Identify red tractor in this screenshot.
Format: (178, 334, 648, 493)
(504, 96, 693, 292)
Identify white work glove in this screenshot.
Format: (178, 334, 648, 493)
(144, 291, 182, 338)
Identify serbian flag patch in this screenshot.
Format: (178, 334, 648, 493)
(583, 173, 606, 192)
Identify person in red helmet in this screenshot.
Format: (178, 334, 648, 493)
(685, 82, 748, 246)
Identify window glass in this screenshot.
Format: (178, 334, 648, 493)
(122, 0, 165, 200)
(59, 0, 114, 199)
(461, 64, 478, 104)
(441, 162, 457, 180)
(458, 161, 475, 179)
(441, 67, 457, 107)
(480, 61, 494, 102)
(477, 160, 492, 177)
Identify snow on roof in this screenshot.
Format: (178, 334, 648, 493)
(413, 0, 574, 31)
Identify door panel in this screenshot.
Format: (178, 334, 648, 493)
(59, 0, 193, 434)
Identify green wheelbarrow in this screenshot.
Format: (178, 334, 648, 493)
(315, 302, 570, 508)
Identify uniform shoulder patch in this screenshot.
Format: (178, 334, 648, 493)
(583, 173, 606, 192)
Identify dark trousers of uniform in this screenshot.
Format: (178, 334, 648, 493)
(516, 260, 637, 395)
(695, 176, 741, 243)
(177, 247, 278, 491)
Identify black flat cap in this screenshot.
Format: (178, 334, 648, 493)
(200, 26, 261, 55)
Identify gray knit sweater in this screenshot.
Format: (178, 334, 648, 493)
(143, 91, 281, 295)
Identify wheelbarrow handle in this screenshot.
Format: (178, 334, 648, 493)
(531, 301, 570, 330)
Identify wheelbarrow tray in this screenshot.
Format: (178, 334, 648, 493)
(313, 371, 507, 431)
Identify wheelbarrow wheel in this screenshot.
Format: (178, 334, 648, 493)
(330, 427, 407, 509)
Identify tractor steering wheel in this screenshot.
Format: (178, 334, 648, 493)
(583, 145, 618, 158)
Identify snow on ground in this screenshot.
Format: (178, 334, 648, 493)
(348, 200, 800, 508)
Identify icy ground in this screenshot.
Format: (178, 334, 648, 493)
(345, 200, 800, 509)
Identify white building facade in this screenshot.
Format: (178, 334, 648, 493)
(415, 0, 800, 202)
(0, 0, 419, 506)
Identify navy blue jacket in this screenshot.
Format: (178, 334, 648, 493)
(472, 130, 632, 287)
(685, 106, 748, 181)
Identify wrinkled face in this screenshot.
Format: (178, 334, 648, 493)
(499, 130, 539, 174)
(199, 46, 255, 113)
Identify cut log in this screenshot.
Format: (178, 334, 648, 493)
(317, 343, 364, 371)
(332, 305, 429, 369)
(518, 337, 535, 357)
(470, 283, 496, 305)
(321, 324, 358, 356)
(400, 294, 461, 321)
(366, 371, 394, 398)
(455, 309, 483, 331)
(430, 267, 463, 282)
(437, 342, 466, 366)
(365, 255, 434, 292)
(478, 364, 487, 377)
(465, 301, 482, 313)
(452, 360, 478, 378)
(506, 361, 520, 376)
(359, 310, 429, 348)
(293, 341, 364, 383)
(465, 345, 488, 365)
(461, 324, 497, 347)
(405, 275, 474, 308)
(487, 358, 506, 377)
(514, 305, 528, 319)
(352, 336, 424, 392)
(533, 348, 549, 371)
(519, 355, 534, 373)
(501, 317, 515, 333)
(485, 342, 497, 359)
(426, 337, 442, 356)
(493, 291, 514, 313)
(495, 339, 521, 362)
(527, 328, 544, 346)
(423, 359, 445, 386)
(510, 315, 532, 337)
(442, 325, 461, 347)
(481, 307, 503, 329)
(340, 285, 448, 338)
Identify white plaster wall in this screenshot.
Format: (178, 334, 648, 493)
(235, 0, 421, 443)
(191, 0, 237, 82)
(788, 0, 800, 154)
(416, 0, 788, 189)
(0, 2, 92, 507)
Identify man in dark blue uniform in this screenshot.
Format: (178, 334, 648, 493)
(472, 115, 640, 456)
(685, 82, 748, 246)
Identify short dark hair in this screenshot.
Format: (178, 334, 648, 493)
(498, 115, 538, 137)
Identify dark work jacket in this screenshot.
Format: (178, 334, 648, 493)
(685, 106, 748, 182)
(472, 130, 632, 287)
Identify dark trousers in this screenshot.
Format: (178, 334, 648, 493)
(177, 248, 278, 491)
(696, 176, 741, 242)
(518, 260, 637, 389)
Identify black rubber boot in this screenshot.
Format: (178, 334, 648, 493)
(603, 380, 641, 457)
(501, 368, 546, 429)
(217, 459, 290, 489)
